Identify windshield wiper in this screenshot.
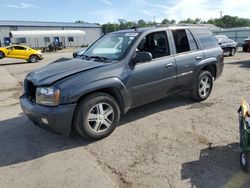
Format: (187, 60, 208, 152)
(90, 56, 109, 62)
(81, 55, 91, 60)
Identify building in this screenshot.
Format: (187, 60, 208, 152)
(0, 20, 102, 48)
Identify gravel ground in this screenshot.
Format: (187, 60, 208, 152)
(0, 50, 250, 188)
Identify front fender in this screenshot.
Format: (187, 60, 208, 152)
(60, 77, 131, 113)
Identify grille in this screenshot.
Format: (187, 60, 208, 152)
(24, 79, 36, 102)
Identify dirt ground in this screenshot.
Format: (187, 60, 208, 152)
(0, 50, 250, 188)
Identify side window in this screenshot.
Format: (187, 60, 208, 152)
(68, 37, 74, 42)
(172, 29, 190, 53)
(14, 46, 26, 50)
(44, 37, 50, 43)
(192, 28, 218, 49)
(137, 31, 170, 59)
(17, 38, 26, 43)
(186, 29, 198, 51)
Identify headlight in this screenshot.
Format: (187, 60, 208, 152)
(37, 52, 43, 55)
(36, 87, 60, 106)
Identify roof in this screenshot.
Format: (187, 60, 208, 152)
(0, 20, 101, 28)
(111, 25, 208, 34)
(10, 30, 85, 38)
(2, 45, 35, 49)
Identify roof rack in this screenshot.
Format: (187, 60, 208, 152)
(156, 23, 207, 27)
(130, 26, 138, 31)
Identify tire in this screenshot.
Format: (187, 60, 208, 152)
(240, 152, 250, 173)
(191, 70, 213, 102)
(230, 48, 236, 56)
(29, 55, 39, 63)
(0, 51, 5, 59)
(73, 92, 121, 140)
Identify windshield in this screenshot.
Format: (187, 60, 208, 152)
(84, 32, 139, 60)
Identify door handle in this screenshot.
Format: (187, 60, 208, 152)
(166, 63, 173, 68)
(196, 56, 202, 60)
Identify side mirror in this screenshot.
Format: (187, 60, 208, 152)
(133, 51, 152, 64)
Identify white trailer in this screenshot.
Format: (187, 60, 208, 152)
(9, 30, 86, 48)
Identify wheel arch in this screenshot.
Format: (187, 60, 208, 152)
(29, 54, 39, 59)
(70, 86, 128, 134)
(200, 64, 217, 79)
(0, 50, 6, 57)
(76, 87, 126, 114)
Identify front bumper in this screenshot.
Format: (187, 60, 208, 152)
(37, 54, 43, 60)
(19, 94, 76, 135)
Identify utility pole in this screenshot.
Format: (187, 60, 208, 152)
(220, 11, 223, 18)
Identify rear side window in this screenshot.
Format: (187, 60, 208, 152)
(186, 29, 198, 51)
(172, 29, 190, 53)
(192, 28, 218, 49)
(14, 46, 26, 50)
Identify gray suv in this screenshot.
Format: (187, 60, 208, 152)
(20, 26, 224, 140)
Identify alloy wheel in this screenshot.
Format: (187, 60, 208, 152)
(199, 76, 211, 98)
(86, 102, 114, 133)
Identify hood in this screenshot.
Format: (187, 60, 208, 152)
(27, 58, 105, 86)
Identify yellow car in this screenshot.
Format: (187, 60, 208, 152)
(0, 45, 43, 63)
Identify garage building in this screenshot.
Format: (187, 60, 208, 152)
(0, 20, 102, 48)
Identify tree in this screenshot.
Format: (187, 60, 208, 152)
(170, 19, 176, 24)
(179, 18, 195, 24)
(138, 19, 146, 27)
(161, 19, 170, 24)
(178, 18, 203, 24)
(207, 15, 250, 28)
(161, 19, 176, 25)
(102, 23, 119, 34)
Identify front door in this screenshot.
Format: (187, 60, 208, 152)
(126, 31, 177, 108)
(8, 45, 28, 59)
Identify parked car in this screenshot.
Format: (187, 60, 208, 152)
(0, 45, 43, 62)
(242, 37, 250, 52)
(215, 35, 238, 56)
(20, 26, 224, 140)
(72, 47, 87, 58)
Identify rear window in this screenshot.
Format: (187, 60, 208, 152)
(192, 28, 218, 49)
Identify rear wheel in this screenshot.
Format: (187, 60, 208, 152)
(0, 51, 5, 59)
(191, 70, 213, 102)
(240, 152, 250, 173)
(230, 48, 236, 56)
(29, 55, 39, 63)
(74, 92, 121, 140)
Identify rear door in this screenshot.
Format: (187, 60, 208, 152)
(126, 31, 177, 107)
(171, 29, 204, 90)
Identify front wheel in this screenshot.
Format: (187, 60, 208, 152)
(74, 92, 121, 140)
(230, 48, 236, 56)
(240, 152, 250, 173)
(29, 55, 39, 63)
(191, 70, 213, 102)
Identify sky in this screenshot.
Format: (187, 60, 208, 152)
(0, 0, 250, 24)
